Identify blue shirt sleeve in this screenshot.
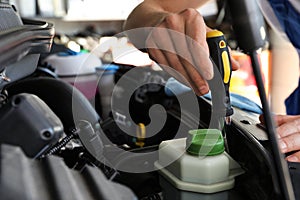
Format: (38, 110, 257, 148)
(269, 0, 300, 51)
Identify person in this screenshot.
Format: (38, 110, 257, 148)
(124, 0, 300, 162)
(258, 0, 300, 162)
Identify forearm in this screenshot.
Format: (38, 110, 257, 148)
(123, 0, 210, 49)
(124, 0, 209, 30)
(123, 2, 166, 49)
(124, 1, 167, 31)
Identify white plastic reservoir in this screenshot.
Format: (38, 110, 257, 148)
(155, 129, 244, 200)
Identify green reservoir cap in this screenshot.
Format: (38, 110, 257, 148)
(186, 129, 225, 156)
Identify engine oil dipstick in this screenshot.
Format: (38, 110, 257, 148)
(135, 123, 146, 147)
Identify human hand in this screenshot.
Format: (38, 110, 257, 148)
(259, 114, 300, 162)
(145, 8, 239, 96)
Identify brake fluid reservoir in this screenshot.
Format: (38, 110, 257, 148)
(155, 129, 244, 200)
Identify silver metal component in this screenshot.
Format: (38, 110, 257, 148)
(0, 70, 10, 83)
(223, 116, 232, 152)
(115, 112, 127, 126)
(143, 72, 166, 85)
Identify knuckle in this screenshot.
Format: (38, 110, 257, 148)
(198, 86, 209, 94)
(182, 8, 204, 21)
(285, 134, 300, 151)
(181, 8, 198, 17)
(295, 118, 300, 132)
(290, 139, 297, 149)
(164, 14, 178, 28)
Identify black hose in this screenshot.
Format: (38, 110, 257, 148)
(249, 51, 295, 200)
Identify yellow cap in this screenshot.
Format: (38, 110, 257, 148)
(206, 30, 224, 38)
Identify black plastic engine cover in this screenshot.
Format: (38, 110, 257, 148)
(0, 144, 136, 200)
(0, 93, 63, 157)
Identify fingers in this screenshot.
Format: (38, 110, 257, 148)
(227, 48, 240, 71)
(261, 114, 300, 162)
(258, 114, 265, 124)
(145, 8, 212, 96)
(278, 132, 300, 154)
(145, 8, 239, 96)
(146, 20, 202, 94)
(259, 114, 299, 128)
(231, 57, 240, 71)
(277, 119, 300, 140)
(276, 116, 300, 162)
(181, 9, 213, 80)
(286, 151, 300, 162)
(270, 115, 300, 140)
(274, 114, 300, 127)
(165, 12, 210, 94)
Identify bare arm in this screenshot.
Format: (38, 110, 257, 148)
(124, 0, 238, 96)
(124, 0, 209, 30)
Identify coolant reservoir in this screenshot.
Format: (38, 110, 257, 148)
(155, 129, 244, 200)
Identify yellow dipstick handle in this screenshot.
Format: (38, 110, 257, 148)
(206, 30, 233, 117)
(135, 123, 146, 147)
